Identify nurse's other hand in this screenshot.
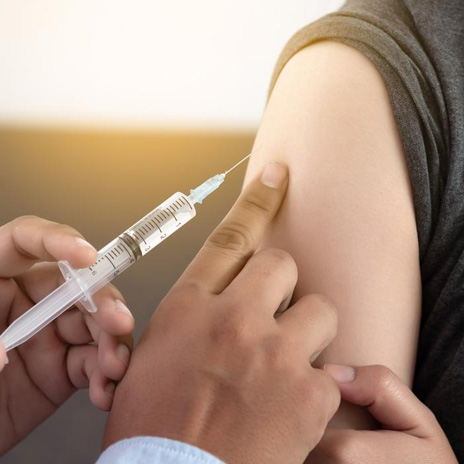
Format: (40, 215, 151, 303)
(309, 364, 458, 463)
(104, 163, 341, 464)
(0, 217, 134, 456)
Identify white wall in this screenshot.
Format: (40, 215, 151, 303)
(0, 0, 344, 129)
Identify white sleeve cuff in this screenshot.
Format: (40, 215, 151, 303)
(96, 436, 226, 464)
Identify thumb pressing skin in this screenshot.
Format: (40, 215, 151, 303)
(323, 364, 435, 438)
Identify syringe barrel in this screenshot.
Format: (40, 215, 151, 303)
(124, 192, 196, 257)
(0, 192, 197, 351)
(62, 192, 197, 312)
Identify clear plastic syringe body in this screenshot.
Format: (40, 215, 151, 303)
(0, 170, 228, 352)
(0, 191, 198, 352)
(79, 191, 198, 300)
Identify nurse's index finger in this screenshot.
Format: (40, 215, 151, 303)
(181, 162, 288, 294)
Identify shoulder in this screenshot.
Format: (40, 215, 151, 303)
(254, 40, 416, 225)
(266, 40, 398, 156)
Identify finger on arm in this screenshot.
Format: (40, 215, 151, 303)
(179, 162, 289, 295)
(221, 247, 298, 318)
(310, 364, 458, 464)
(278, 294, 338, 363)
(324, 364, 435, 438)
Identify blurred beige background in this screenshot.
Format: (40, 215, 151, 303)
(0, 0, 344, 462)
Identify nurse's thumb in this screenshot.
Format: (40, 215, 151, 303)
(323, 364, 436, 438)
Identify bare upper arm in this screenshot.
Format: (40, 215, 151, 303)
(244, 41, 422, 428)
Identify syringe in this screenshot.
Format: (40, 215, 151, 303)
(0, 151, 254, 352)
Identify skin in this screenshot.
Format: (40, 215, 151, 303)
(103, 163, 342, 464)
(318, 364, 458, 464)
(243, 41, 455, 459)
(0, 216, 134, 456)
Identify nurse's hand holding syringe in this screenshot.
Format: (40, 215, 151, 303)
(0, 152, 253, 455)
(0, 215, 134, 455)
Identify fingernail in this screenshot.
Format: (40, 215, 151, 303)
(324, 364, 356, 383)
(75, 237, 97, 253)
(105, 382, 116, 398)
(116, 344, 131, 367)
(115, 299, 133, 319)
(260, 162, 287, 188)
